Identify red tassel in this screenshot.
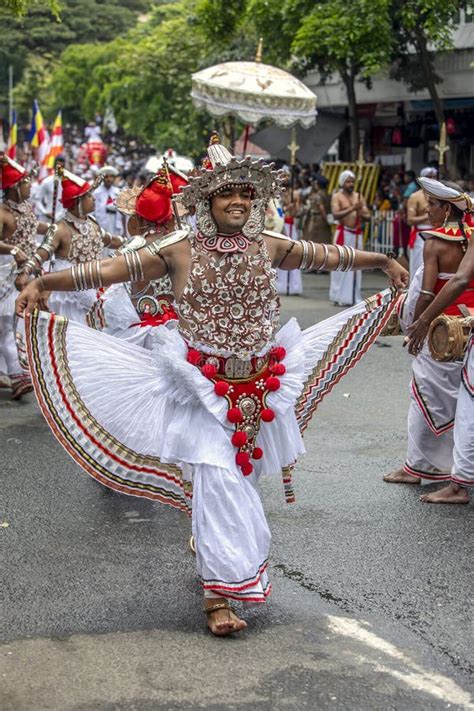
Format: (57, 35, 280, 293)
(252, 447, 263, 460)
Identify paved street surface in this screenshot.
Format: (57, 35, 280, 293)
(1, 273, 473, 711)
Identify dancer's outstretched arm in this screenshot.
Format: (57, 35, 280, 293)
(15, 247, 166, 317)
(270, 237, 409, 290)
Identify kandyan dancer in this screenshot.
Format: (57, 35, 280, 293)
(17, 135, 408, 635)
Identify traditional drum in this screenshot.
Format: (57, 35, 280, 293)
(428, 314, 473, 362)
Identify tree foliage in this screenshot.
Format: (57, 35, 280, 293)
(3, 0, 465, 160)
(0, 0, 60, 18)
(0, 0, 149, 112)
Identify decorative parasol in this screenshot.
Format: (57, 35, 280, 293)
(191, 40, 317, 130)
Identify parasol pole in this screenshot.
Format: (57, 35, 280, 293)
(286, 127, 300, 295)
(242, 37, 264, 157)
(435, 122, 449, 179)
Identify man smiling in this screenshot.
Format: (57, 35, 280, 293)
(17, 134, 407, 636)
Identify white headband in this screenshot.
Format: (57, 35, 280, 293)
(339, 170, 355, 188)
(418, 177, 473, 213)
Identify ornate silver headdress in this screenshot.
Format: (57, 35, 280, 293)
(177, 132, 283, 239)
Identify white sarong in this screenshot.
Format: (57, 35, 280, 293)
(399, 267, 462, 480)
(329, 227, 362, 306)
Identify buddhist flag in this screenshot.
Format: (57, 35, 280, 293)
(29, 99, 50, 179)
(45, 110, 63, 170)
(7, 110, 17, 159)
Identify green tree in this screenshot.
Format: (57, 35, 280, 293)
(0, 0, 149, 116)
(290, 0, 393, 159)
(51, 1, 213, 155)
(0, 0, 60, 18)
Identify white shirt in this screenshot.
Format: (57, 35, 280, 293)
(93, 184, 122, 235)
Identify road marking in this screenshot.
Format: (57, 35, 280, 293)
(327, 616, 473, 709)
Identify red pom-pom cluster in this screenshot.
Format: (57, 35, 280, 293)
(241, 462, 254, 476)
(271, 363, 286, 376)
(187, 349, 201, 366)
(252, 447, 263, 460)
(232, 430, 248, 447)
(214, 381, 229, 397)
(265, 376, 280, 392)
(271, 346, 286, 362)
(227, 407, 243, 424)
(236, 451, 250, 466)
(261, 408, 275, 422)
(202, 363, 218, 379)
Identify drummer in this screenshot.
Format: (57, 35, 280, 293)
(383, 178, 473, 487)
(406, 185, 474, 504)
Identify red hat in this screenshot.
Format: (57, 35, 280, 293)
(1, 155, 27, 190)
(169, 169, 188, 196)
(61, 169, 92, 209)
(136, 166, 188, 225)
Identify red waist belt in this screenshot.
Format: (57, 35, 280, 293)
(335, 222, 361, 245)
(284, 216, 294, 225)
(435, 278, 474, 316)
(186, 344, 287, 477)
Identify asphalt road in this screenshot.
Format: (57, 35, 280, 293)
(1, 273, 473, 711)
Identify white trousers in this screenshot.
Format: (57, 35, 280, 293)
(329, 230, 362, 306)
(0, 312, 22, 377)
(276, 222, 303, 295)
(409, 234, 424, 281)
(192, 464, 271, 604)
(452, 341, 474, 487)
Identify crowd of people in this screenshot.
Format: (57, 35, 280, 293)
(1, 127, 472, 637)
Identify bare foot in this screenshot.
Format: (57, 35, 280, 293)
(383, 468, 421, 484)
(420, 483, 470, 505)
(204, 599, 247, 637)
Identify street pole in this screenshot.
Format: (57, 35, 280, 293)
(8, 65, 13, 128)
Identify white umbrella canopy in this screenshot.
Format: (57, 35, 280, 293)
(191, 60, 317, 129)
